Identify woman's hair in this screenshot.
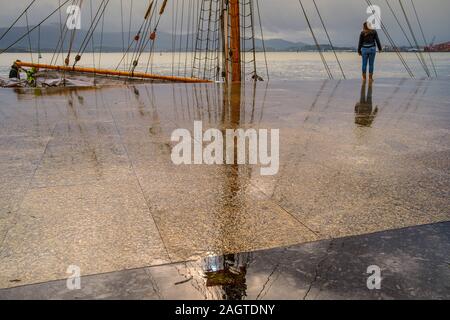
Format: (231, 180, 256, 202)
(363, 22, 372, 33)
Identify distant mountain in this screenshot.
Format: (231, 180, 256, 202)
(0, 25, 172, 52)
(0, 25, 346, 52)
(255, 38, 308, 51)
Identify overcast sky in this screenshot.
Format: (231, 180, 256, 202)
(1, 0, 449, 46)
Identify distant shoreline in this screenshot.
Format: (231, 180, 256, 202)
(2, 49, 449, 53)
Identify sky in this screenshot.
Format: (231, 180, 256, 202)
(0, 0, 449, 46)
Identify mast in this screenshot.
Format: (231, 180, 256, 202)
(228, 0, 241, 83)
(15, 61, 211, 84)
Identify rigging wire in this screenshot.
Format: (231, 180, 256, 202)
(120, 0, 126, 71)
(312, 0, 346, 79)
(0, 0, 37, 42)
(38, 25, 41, 61)
(65, 0, 82, 66)
(183, 0, 193, 77)
(58, 0, 64, 65)
(297, 0, 333, 79)
(213, 0, 221, 80)
(115, 10, 150, 70)
(133, 0, 161, 74)
(89, 0, 96, 80)
(191, 0, 199, 75)
(25, 10, 34, 63)
(0, 0, 72, 55)
(172, 0, 178, 76)
(213, 0, 221, 81)
(249, 0, 258, 80)
(384, 0, 430, 77)
(49, 0, 78, 67)
(178, 0, 185, 76)
(398, 0, 431, 77)
(410, 0, 438, 77)
(144, 0, 171, 74)
(203, 0, 214, 79)
(43, 0, 70, 82)
(255, 0, 269, 81)
(128, 0, 134, 67)
(364, 0, 414, 78)
(98, 4, 106, 68)
(129, 24, 148, 68)
(132, 0, 154, 64)
(74, 0, 110, 67)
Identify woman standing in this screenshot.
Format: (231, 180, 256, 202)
(358, 22, 382, 82)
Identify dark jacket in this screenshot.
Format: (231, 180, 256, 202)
(9, 65, 20, 79)
(358, 30, 382, 54)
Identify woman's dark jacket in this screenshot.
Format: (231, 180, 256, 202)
(358, 30, 382, 54)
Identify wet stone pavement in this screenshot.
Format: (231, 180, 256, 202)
(0, 79, 449, 298)
(1, 222, 449, 299)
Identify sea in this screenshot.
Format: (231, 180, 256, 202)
(0, 52, 449, 81)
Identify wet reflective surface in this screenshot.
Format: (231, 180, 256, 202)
(0, 79, 449, 293)
(1, 222, 449, 299)
(355, 82, 378, 127)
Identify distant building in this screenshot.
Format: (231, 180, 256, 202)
(425, 42, 450, 52)
(382, 46, 422, 52)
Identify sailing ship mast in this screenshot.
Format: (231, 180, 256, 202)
(3, 0, 266, 84)
(228, 0, 241, 83)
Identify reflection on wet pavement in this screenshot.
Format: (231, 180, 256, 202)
(355, 82, 378, 127)
(0, 79, 449, 291)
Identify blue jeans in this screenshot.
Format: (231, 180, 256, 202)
(361, 46, 376, 74)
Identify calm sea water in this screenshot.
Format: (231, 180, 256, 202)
(0, 52, 449, 81)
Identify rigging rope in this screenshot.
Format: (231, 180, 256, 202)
(0, 0, 72, 55)
(183, 0, 193, 77)
(49, 0, 78, 66)
(312, 0, 346, 79)
(365, 0, 414, 78)
(144, 0, 171, 73)
(410, 0, 438, 77)
(398, 0, 431, 77)
(128, 0, 134, 67)
(0, 0, 37, 42)
(74, 0, 110, 67)
(42, 0, 68, 82)
(98, 4, 106, 68)
(298, 0, 333, 79)
(65, 0, 82, 66)
(25, 11, 34, 63)
(384, 0, 430, 77)
(89, 0, 96, 79)
(115, 16, 148, 70)
(120, 0, 126, 70)
(178, 0, 185, 75)
(38, 25, 41, 61)
(133, 0, 161, 74)
(172, 0, 178, 75)
(58, 0, 64, 65)
(249, 0, 258, 80)
(255, 0, 269, 81)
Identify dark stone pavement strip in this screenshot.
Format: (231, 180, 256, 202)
(1, 221, 448, 300)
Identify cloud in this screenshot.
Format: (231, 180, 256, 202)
(1, 0, 449, 46)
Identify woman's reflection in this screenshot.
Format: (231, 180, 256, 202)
(355, 82, 378, 127)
